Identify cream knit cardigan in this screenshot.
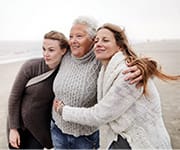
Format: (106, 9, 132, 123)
(62, 52, 172, 149)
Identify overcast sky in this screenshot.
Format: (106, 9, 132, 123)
(0, 0, 180, 41)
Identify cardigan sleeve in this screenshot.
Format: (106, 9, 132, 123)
(62, 73, 143, 127)
(8, 58, 46, 129)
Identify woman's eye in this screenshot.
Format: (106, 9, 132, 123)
(94, 40, 98, 43)
(77, 35, 83, 38)
(50, 49, 54, 52)
(42, 47, 45, 51)
(104, 39, 109, 42)
(49, 48, 54, 52)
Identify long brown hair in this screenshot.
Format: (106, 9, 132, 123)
(98, 23, 180, 95)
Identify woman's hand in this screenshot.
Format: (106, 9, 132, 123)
(122, 65, 143, 85)
(53, 99, 64, 115)
(9, 128, 20, 148)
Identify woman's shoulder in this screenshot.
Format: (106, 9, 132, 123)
(20, 57, 47, 74)
(21, 57, 43, 68)
(24, 57, 43, 65)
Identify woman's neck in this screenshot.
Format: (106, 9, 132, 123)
(101, 60, 109, 68)
(48, 62, 59, 70)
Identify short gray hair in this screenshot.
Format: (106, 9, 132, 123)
(73, 16, 98, 39)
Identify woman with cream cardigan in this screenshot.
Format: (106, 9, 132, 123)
(53, 23, 179, 149)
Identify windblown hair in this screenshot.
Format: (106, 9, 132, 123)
(98, 23, 180, 95)
(44, 31, 69, 49)
(73, 16, 98, 39)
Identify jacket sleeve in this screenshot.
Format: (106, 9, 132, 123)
(8, 61, 32, 129)
(62, 73, 143, 127)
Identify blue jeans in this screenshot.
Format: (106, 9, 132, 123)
(51, 121, 99, 149)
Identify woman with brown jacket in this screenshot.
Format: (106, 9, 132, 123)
(7, 31, 68, 149)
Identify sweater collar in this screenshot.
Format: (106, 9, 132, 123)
(103, 51, 125, 74)
(98, 52, 125, 96)
(71, 49, 95, 64)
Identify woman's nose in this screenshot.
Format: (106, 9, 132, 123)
(69, 36, 78, 43)
(94, 41, 102, 47)
(43, 50, 49, 56)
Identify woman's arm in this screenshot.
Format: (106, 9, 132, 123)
(8, 61, 31, 129)
(123, 65, 142, 85)
(9, 129, 20, 148)
(123, 57, 156, 87)
(60, 74, 142, 127)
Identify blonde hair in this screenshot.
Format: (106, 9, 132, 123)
(98, 23, 180, 95)
(44, 31, 69, 49)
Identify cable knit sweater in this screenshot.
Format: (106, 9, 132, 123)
(62, 52, 172, 149)
(53, 50, 101, 136)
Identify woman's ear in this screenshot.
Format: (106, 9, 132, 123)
(118, 46, 123, 52)
(62, 48, 67, 55)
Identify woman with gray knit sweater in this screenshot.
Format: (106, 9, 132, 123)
(54, 23, 180, 149)
(8, 31, 68, 149)
(51, 16, 153, 149)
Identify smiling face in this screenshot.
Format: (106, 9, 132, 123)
(42, 39, 66, 69)
(94, 28, 121, 65)
(69, 24, 94, 58)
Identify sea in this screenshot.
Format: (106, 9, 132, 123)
(0, 39, 180, 66)
(0, 40, 42, 64)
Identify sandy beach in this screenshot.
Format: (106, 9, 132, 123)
(0, 61, 24, 148)
(0, 41, 180, 149)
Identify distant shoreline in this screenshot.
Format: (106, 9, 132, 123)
(0, 56, 42, 65)
(1, 39, 179, 65)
